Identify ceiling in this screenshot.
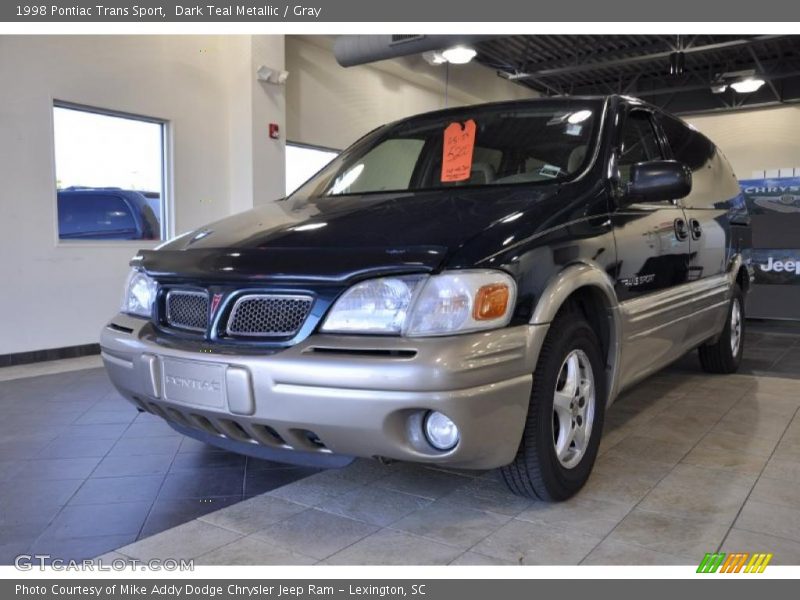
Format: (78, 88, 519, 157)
(473, 35, 800, 114)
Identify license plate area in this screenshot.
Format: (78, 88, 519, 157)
(161, 358, 226, 408)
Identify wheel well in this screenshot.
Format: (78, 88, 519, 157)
(556, 286, 613, 369)
(736, 266, 750, 294)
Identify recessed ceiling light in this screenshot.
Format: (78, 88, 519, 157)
(441, 46, 477, 65)
(730, 78, 766, 94)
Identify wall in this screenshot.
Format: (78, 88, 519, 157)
(0, 35, 286, 354)
(685, 105, 800, 178)
(285, 35, 535, 150)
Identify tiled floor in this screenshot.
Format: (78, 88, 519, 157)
(0, 365, 319, 564)
(3, 325, 800, 566)
(101, 326, 800, 566)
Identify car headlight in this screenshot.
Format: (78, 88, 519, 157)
(121, 269, 158, 318)
(320, 270, 516, 337)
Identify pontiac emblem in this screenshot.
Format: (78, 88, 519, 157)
(209, 293, 223, 317)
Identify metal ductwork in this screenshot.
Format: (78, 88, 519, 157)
(333, 35, 495, 68)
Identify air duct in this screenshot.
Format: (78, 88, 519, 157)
(332, 35, 495, 68)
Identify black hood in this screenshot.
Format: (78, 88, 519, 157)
(135, 186, 560, 283)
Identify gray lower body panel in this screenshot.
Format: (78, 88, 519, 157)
(101, 315, 545, 470)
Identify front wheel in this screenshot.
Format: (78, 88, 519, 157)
(501, 308, 606, 501)
(698, 284, 744, 374)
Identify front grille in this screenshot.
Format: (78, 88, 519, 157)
(165, 290, 209, 332)
(226, 294, 313, 338)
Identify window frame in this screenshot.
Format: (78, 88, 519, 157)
(614, 105, 677, 206)
(51, 100, 172, 247)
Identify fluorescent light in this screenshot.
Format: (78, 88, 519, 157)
(441, 46, 477, 65)
(422, 50, 447, 65)
(567, 110, 593, 124)
(291, 222, 327, 232)
(730, 78, 765, 94)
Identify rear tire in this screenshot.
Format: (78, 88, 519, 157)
(698, 284, 744, 374)
(501, 305, 606, 501)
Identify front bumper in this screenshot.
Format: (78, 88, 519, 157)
(100, 314, 547, 469)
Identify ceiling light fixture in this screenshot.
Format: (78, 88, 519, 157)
(422, 50, 447, 66)
(730, 78, 766, 94)
(441, 46, 477, 65)
(567, 110, 593, 124)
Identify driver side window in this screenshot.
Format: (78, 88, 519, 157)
(618, 110, 663, 186)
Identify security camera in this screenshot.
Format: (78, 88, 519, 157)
(256, 66, 290, 85)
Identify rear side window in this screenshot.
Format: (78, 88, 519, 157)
(658, 114, 740, 209)
(57, 193, 138, 240)
(658, 115, 715, 170)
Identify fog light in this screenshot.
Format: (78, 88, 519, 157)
(424, 411, 459, 451)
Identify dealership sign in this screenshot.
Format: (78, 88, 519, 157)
(749, 250, 800, 285)
(740, 177, 800, 214)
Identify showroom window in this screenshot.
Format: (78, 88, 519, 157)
(286, 142, 339, 196)
(53, 103, 168, 241)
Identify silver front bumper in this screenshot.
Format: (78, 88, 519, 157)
(100, 314, 547, 469)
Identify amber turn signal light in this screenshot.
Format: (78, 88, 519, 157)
(473, 283, 510, 321)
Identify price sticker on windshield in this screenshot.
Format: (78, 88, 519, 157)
(441, 119, 477, 182)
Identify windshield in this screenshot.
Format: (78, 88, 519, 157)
(289, 100, 603, 200)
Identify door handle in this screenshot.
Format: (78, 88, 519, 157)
(674, 218, 689, 241)
(690, 218, 702, 240)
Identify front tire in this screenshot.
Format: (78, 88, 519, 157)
(501, 307, 606, 501)
(698, 284, 744, 374)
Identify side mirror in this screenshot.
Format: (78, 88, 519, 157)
(625, 160, 691, 204)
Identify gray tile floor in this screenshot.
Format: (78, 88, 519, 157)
(0, 368, 319, 564)
(3, 323, 800, 566)
(105, 326, 800, 566)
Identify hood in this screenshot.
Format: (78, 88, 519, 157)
(135, 186, 559, 283)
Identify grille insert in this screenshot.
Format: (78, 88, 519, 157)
(226, 294, 313, 338)
(165, 290, 209, 332)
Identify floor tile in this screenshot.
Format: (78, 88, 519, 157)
(92, 454, 175, 478)
(37, 501, 152, 540)
(473, 519, 601, 565)
(607, 509, 732, 557)
(735, 499, 800, 542)
(390, 502, 510, 549)
(761, 457, 800, 483)
(251, 508, 377, 560)
(440, 477, 534, 517)
(29, 534, 138, 562)
(581, 539, 694, 565)
(375, 466, 472, 500)
(117, 520, 242, 561)
(722, 528, 800, 565)
(157, 468, 244, 500)
(749, 477, 800, 511)
(194, 535, 316, 565)
(449, 551, 516, 565)
(140, 496, 241, 538)
(199, 495, 307, 534)
(516, 495, 632, 538)
(325, 528, 462, 565)
(10, 457, 101, 481)
(68, 475, 164, 506)
(317, 485, 432, 527)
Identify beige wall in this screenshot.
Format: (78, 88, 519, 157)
(285, 35, 535, 150)
(685, 105, 800, 178)
(0, 35, 286, 354)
